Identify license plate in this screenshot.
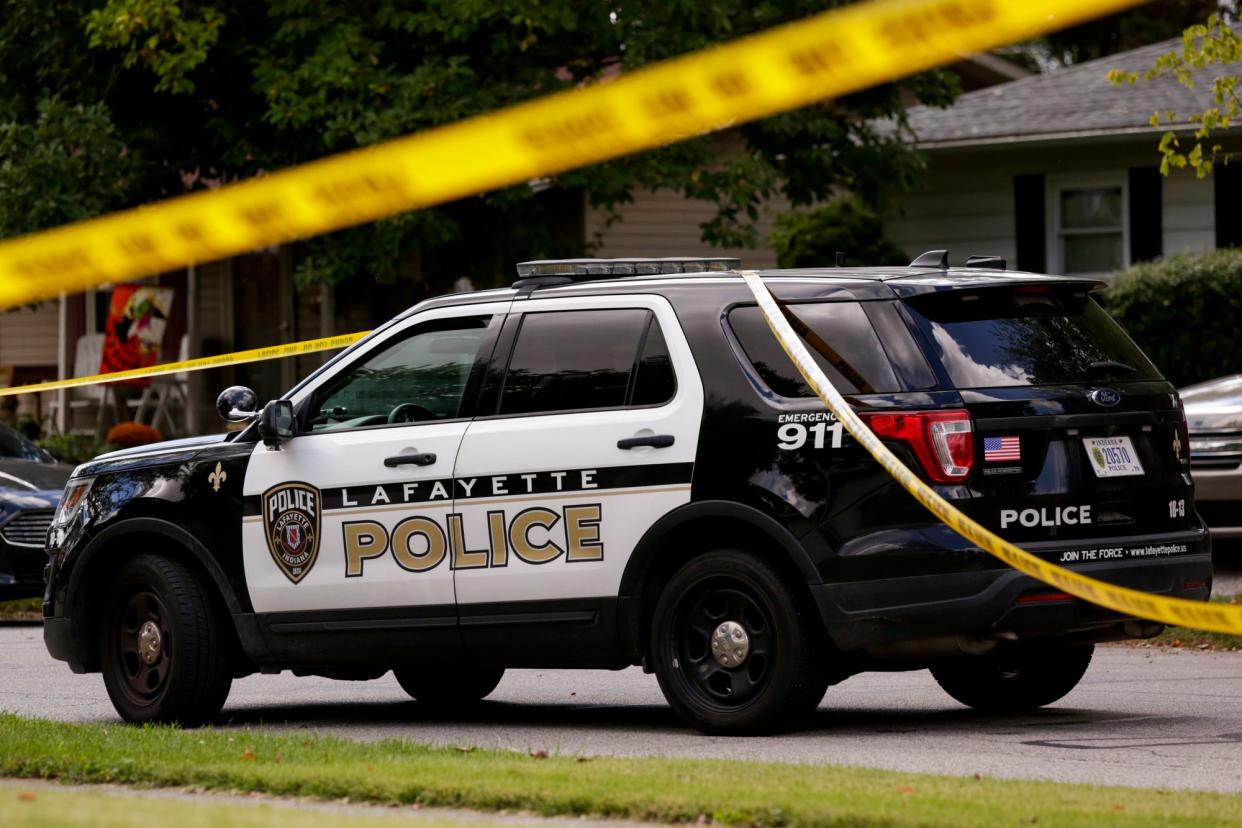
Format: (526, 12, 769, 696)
(1083, 436, 1145, 478)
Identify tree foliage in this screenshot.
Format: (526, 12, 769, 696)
(0, 1, 956, 293)
(1035, 0, 1232, 66)
(1109, 13, 1241, 178)
(769, 199, 907, 269)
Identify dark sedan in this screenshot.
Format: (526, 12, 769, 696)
(0, 426, 71, 599)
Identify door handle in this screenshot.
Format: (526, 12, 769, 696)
(617, 434, 675, 450)
(384, 453, 437, 467)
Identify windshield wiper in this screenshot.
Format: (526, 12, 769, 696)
(1086, 359, 1137, 376)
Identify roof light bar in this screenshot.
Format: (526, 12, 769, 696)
(515, 257, 741, 279)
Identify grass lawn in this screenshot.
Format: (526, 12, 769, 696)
(1124, 595, 1242, 651)
(2, 713, 1241, 827)
(0, 598, 40, 620)
(0, 783, 495, 828)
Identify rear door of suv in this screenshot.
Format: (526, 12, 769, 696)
(897, 282, 1197, 555)
(450, 294, 703, 644)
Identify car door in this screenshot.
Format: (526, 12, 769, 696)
(450, 294, 703, 614)
(240, 302, 507, 616)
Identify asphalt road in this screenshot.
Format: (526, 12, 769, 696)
(4, 626, 1242, 792)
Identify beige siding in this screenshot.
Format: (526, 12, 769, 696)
(884, 141, 1218, 268)
(0, 302, 59, 368)
(586, 188, 788, 269)
(1162, 172, 1215, 254)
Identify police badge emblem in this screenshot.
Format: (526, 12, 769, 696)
(262, 482, 321, 584)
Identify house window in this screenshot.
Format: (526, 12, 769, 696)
(1049, 179, 1128, 276)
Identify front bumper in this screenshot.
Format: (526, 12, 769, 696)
(814, 530, 1212, 651)
(0, 541, 48, 600)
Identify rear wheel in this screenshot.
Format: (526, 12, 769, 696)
(650, 549, 829, 735)
(393, 665, 505, 705)
(99, 554, 233, 726)
(930, 643, 1094, 712)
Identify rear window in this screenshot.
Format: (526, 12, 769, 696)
(728, 303, 900, 397)
(903, 286, 1161, 388)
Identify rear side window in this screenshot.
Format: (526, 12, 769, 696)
(903, 286, 1161, 388)
(728, 303, 900, 397)
(498, 309, 676, 415)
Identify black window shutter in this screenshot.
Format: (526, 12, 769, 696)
(1217, 163, 1242, 249)
(1128, 167, 1163, 263)
(1013, 174, 1045, 272)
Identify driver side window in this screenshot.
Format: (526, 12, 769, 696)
(310, 316, 491, 432)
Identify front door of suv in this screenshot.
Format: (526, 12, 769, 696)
(450, 295, 703, 631)
(240, 303, 507, 617)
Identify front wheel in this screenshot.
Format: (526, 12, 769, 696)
(930, 643, 1094, 712)
(393, 665, 505, 705)
(650, 549, 829, 735)
(99, 554, 233, 726)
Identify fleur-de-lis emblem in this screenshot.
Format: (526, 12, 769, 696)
(1172, 431, 1183, 462)
(209, 462, 227, 493)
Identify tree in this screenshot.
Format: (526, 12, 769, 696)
(769, 199, 907, 268)
(1034, 0, 1231, 66)
(1109, 13, 1240, 177)
(0, 1, 957, 295)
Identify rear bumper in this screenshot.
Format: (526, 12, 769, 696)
(814, 531, 1212, 651)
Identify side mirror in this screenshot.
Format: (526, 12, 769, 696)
(257, 400, 297, 448)
(216, 386, 258, 423)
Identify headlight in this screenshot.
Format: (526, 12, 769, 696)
(52, 478, 94, 527)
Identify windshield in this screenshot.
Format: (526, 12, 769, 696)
(0, 425, 52, 463)
(904, 286, 1161, 389)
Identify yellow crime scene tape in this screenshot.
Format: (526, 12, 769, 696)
(0, 0, 1145, 310)
(740, 271, 1242, 635)
(0, 333, 367, 399)
(7, 0, 1239, 636)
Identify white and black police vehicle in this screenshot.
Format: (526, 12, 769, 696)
(43, 253, 1211, 734)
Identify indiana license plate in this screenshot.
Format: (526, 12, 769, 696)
(1084, 435, 1145, 478)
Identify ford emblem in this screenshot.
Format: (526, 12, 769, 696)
(1089, 388, 1122, 407)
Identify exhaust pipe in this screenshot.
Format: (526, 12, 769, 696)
(866, 633, 1011, 660)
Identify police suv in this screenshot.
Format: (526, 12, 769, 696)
(43, 253, 1211, 734)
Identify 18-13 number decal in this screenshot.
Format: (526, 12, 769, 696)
(777, 421, 844, 451)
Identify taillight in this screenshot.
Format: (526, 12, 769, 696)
(859, 410, 975, 483)
(1176, 397, 1191, 466)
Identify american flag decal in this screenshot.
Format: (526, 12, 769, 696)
(983, 435, 1021, 462)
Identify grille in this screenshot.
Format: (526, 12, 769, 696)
(1, 510, 54, 548)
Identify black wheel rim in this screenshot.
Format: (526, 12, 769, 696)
(672, 582, 774, 710)
(109, 588, 172, 706)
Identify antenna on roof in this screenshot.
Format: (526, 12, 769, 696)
(835, 252, 846, 267)
(909, 249, 949, 269)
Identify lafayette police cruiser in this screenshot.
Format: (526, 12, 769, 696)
(42, 253, 1211, 734)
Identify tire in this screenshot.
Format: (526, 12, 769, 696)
(930, 643, 1094, 712)
(650, 549, 829, 735)
(392, 665, 505, 705)
(99, 554, 233, 726)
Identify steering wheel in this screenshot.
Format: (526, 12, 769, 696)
(387, 402, 437, 424)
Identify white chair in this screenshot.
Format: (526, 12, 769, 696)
(130, 334, 189, 436)
(46, 334, 120, 435)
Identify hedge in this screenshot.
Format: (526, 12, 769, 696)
(1099, 248, 1242, 388)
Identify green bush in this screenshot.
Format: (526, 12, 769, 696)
(770, 199, 908, 269)
(1099, 248, 1242, 387)
(37, 433, 114, 465)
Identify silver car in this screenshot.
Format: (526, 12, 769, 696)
(1182, 375, 1242, 540)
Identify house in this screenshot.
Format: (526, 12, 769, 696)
(587, 53, 1032, 267)
(884, 35, 1241, 273)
